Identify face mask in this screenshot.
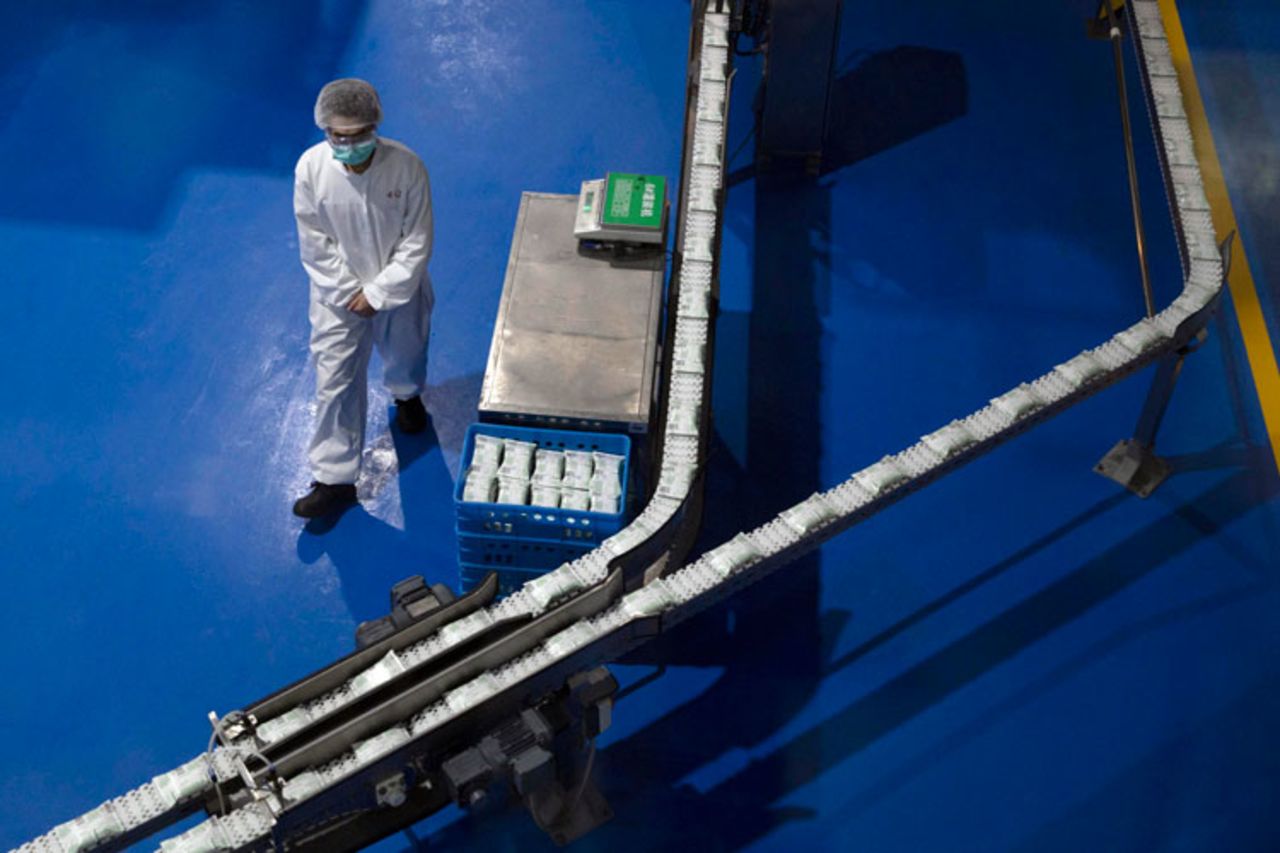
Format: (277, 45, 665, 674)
(330, 136, 377, 165)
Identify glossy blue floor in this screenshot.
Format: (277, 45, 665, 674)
(2, 2, 1278, 850)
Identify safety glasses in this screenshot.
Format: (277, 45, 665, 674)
(324, 126, 376, 147)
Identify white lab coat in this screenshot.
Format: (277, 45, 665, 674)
(294, 137, 435, 485)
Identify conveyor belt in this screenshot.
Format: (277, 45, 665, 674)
(15, 1, 1222, 850)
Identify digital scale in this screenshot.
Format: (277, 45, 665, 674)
(572, 172, 668, 245)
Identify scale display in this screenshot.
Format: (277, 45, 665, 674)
(573, 172, 668, 245)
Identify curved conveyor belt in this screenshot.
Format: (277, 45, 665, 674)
(16, 2, 1223, 851)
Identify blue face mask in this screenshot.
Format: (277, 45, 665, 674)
(330, 136, 377, 165)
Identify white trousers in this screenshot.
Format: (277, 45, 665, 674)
(307, 282, 432, 484)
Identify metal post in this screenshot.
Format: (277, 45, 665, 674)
(1095, 231, 1231, 498)
(1103, 0, 1156, 318)
(1094, 352, 1183, 497)
(1132, 352, 1186, 444)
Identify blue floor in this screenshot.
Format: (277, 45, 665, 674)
(1, 2, 1277, 851)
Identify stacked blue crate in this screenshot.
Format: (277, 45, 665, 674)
(454, 424, 631, 594)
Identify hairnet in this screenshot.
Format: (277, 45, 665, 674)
(314, 78, 383, 130)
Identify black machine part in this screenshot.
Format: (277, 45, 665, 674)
(756, 0, 844, 170)
(355, 575, 458, 649)
(442, 668, 618, 846)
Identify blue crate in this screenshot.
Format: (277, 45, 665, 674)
(457, 532, 592, 571)
(454, 423, 631, 542)
(459, 563, 550, 598)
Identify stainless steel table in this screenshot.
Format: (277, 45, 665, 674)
(479, 192, 666, 433)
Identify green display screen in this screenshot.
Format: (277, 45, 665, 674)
(602, 173, 666, 230)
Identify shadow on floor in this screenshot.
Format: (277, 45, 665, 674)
(605, 465, 1276, 851)
(408, 451, 1276, 852)
(296, 413, 458, 626)
(1010, 670, 1280, 852)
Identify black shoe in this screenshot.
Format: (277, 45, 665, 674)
(394, 395, 428, 434)
(293, 482, 357, 518)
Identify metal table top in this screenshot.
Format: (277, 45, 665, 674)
(479, 192, 665, 432)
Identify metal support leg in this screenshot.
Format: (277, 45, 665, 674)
(1095, 351, 1185, 497)
(1095, 230, 1233, 498)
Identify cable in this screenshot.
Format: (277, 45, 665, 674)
(726, 123, 757, 170)
(561, 738, 598, 823)
(204, 713, 278, 819)
(204, 729, 228, 817)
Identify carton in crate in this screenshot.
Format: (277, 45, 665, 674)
(454, 423, 631, 545)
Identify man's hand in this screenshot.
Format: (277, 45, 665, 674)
(346, 289, 377, 318)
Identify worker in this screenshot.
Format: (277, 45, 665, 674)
(292, 78, 434, 518)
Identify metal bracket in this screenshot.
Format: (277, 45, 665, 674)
(1086, 1, 1128, 40)
(525, 749, 613, 848)
(1095, 349, 1185, 497)
(1096, 236, 1233, 497)
(374, 772, 408, 808)
(1095, 437, 1172, 498)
